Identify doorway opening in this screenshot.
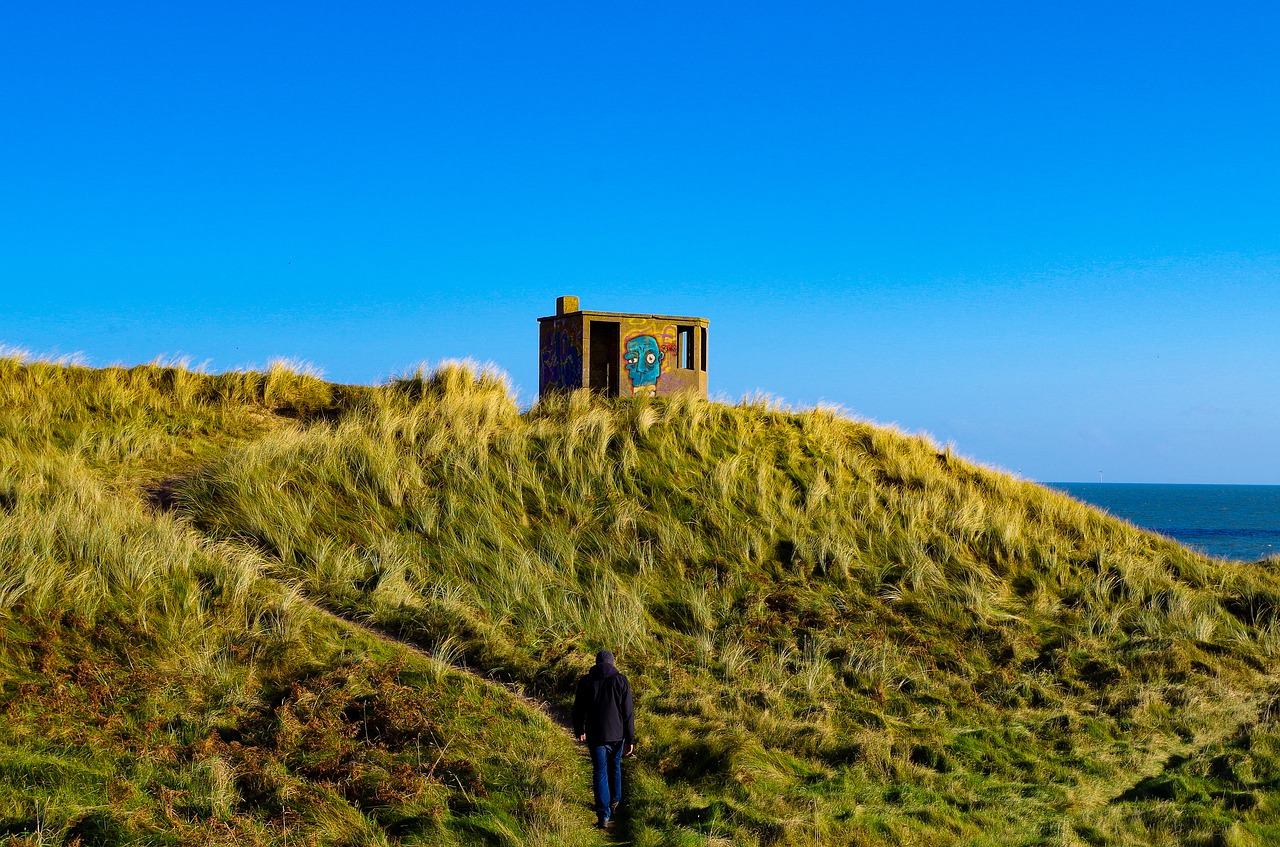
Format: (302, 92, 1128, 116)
(588, 320, 620, 396)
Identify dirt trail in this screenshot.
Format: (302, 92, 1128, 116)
(292, 594, 642, 845)
(293, 593, 577, 735)
(142, 470, 579, 736)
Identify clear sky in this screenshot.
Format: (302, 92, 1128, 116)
(3, 2, 1278, 484)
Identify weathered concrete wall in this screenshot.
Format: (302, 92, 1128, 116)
(618, 316, 704, 398)
(539, 315, 584, 395)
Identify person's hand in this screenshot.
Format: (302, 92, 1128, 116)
(576, 734, 586, 743)
(624, 742, 636, 757)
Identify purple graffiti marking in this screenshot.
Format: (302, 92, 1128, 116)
(541, 326, 583, 389)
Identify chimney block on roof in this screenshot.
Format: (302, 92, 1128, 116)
(556, 295, 579, 315)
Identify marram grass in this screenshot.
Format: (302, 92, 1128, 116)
(0, 358, 592, 847)
(2, 356, 1279, 845)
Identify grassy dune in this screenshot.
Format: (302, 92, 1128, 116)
(2, 357, 1279, 845)
(0, 359, 593, 847)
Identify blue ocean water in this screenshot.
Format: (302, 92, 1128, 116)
(1047, 483, 1280, 562)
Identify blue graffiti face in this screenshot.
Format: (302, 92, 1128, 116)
(624, 335, 663, 387)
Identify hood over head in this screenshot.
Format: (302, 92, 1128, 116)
(589, 662, 619, 680)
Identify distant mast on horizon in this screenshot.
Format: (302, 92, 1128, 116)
(1099, 471, 1104, 483)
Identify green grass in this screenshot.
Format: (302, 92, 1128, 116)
(0, 358, 594, 846)
(2, 355, 1278, 845)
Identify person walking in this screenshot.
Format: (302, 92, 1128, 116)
(572, 649, 636, 830)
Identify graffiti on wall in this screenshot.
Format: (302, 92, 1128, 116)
(623, 335, 663, 391)
(620, 319, 681, 396)
(539, 318, 583, 391)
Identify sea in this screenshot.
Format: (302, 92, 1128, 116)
(1046, 483, 1280, 562)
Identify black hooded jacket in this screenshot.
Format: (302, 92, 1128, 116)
(572, 662, 636, 746)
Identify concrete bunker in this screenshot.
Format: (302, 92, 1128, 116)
(538, 296, 709, 399)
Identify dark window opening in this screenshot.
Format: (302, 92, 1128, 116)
(588, 321, 620, 396)
(699, 327, 707, 372)
(677, 325, 694, 369)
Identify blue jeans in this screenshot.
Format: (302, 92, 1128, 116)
(589, 741, 625, 822)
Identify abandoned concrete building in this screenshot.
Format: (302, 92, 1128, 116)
(538, 296, 709, 399)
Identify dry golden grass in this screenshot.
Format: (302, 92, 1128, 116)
(4, 356, 1280, 845)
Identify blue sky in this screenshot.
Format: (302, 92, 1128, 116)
(3, 2, 1278, 483)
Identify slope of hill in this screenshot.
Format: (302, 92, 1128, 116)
(0, 360, 593, 847)
(2, 357, 1278, 846)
